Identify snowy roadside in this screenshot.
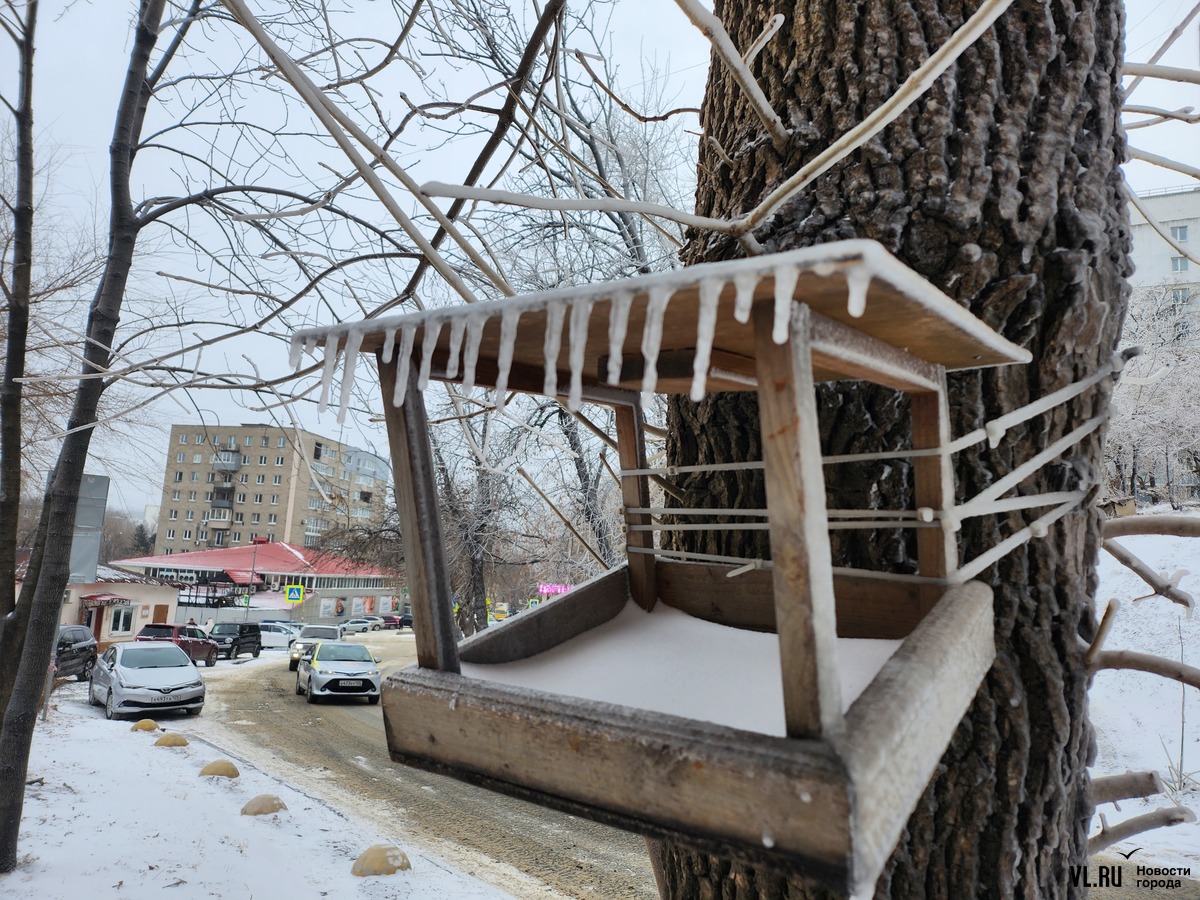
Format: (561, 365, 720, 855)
(1091, 508, 1200, 868)
(2, 678, 514, 900)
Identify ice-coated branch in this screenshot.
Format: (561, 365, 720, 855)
(1101, 539, 1195, 609)
(1105, 515, 1200, 540)
(1092, 770, 1165, 806)
(1084, 599, 1120, 668)
(1123, 105, 1200, 129)
(570, 50, 700, 124)
(1089, 806, 1196, 855)
(517, 466, 608, 567)
(737, 0, 1018, 234)
(671, 0, 789, 151)
(1127, 147, 1200, 192)
(1093, 649, 1200, 688)
(1124, 184, 1200, 268)
(1124, 62, 1200, 89)
(742, 14, 785, 66)
(1124, 2, 1200, 97)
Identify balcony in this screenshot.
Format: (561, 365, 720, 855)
(212, 451, 241, 473)
(211, 497, 233, 510)
(208, 518, 231, 530)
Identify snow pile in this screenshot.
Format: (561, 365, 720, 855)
(1091, 509, 1200, 866)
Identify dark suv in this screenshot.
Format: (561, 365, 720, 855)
(54, 625, 98, 681)
(208, 622, 262, 659)
(135, 624, 218, 667)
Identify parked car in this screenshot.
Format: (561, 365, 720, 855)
(54, 625, 98, 681)
(135, 623, 217, 667)
(294, 641, 381, 704)
(89, 641, 205, 720)
(359, 615, 386, 631)
(288, 624, 343, 671)
(378, 614, 403, 629)
(341, 618, 372, 634)
(258, 622, 295, 650)
(208, 621, 262, 659)
(388, 613, 413, 630)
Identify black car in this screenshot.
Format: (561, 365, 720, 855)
(381, 613, 412, 630)
(207, 621, 262, 659)
(54, 625, 98, 681)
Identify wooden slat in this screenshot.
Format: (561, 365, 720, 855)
(910, 370, 957, 614)
(378, 354, 459, 673)
(382, 668, 853, 888)
(753, 302, 841, 738)
(458, 567, 630, 664)
(836, 581, 994, 895)
(616, 406, 656, 611)
(808, 312, 941, 392)
(654, 560, 927, 639)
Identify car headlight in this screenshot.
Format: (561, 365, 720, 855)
(367, 670, 380, 677)
(313, 666, 329, 674)
(187, 680, 202, 689)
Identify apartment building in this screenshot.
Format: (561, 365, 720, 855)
(1129, 184, 1200, 300)
(152, 424, 389, 555)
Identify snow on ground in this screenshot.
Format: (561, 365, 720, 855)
(1091, 506, 1200, 867)
(2, 674, 511, 900)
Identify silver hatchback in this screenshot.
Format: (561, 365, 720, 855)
(89, 642, 205, 720)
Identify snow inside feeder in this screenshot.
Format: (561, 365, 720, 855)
(292, 238, 1103, 894)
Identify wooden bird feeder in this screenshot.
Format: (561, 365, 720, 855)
(293, 239, 1052, 894)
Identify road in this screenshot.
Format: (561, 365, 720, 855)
(197, 631, 659, 900)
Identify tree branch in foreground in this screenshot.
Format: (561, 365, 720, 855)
(1092, 771, 1165, 806)
(1101, 539, 1194, 609)
(1089, 806, 1196, 855)
(1093, 649, 1200, 689)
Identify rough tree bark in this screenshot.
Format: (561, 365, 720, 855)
(654, 1, 1128, 898)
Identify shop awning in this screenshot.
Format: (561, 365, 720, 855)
(224, 570, 265, 586)
(79, 593, 129, 609)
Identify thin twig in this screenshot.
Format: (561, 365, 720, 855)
(1102, 539, 1195, 609)
(1085, 599, 1120, 668)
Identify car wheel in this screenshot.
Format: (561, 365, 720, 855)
(368, 695, 380, 705)
(87, 678, 101, 707)
(186, 706, 202, 716)
(104, 690, 118, 721)
(294, 674, 304, 696)
(205, 651, 217, 667)
(77, 658, 94, 682)
(371, 625, 381, 631)
(288, 660, 298, 672)
(252, 645, 260, 658)
(306, 680, 318, 704)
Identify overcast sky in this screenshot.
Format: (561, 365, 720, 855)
(11, 2, 1200, 517)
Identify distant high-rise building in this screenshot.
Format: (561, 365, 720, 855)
(1129, 184, 1200, 302)
(152, 424, 389, 555)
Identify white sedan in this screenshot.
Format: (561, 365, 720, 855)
(89, 642, 205, 720)
(341, 618, 372, 634)
(258, 622, 295, 649)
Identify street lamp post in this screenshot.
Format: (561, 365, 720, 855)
(246, 536, 269, 621)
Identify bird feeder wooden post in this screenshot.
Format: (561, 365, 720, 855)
(290, 239, 1075, 895)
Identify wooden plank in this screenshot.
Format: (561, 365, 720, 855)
(808, 312, 941, 392)
(835, 581, 994, 896)
(458, 567, 630, 663)
(753, 302, 841, 738)
(382, 667, 853, 888)
(378, 354, 459, 673)
(601, 348, 759, 394)
(615, 405, 657, 611)
(910, 370, 957, 613)
(655, 560, 926, 639)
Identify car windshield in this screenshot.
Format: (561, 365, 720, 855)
(209, 624, 238, 634)
(138, 625, 173, 637)
(300, 627, 339, 639)
(317, 645, 373, 662)
(120, 646, 190, 668)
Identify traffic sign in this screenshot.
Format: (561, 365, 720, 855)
(285, 584, 304, 604)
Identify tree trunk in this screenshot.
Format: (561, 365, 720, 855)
(654, 1, 1128, 897)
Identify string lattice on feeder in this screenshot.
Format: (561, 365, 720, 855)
(293, 238, 1106, 895)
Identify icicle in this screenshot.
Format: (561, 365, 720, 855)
(567, 298, 594, 411)
(543, 300, 566, 395)
(606, 290, 633, 385)
(691, 278, 723, 401)
(445, 317, 466, 380)
(772, 265, 798, 344)
(640, 285, 672, 399)
(390, 326, 416, 407)
(304, 335, 318, 356)
(845, 266, 871, 318)
(380, 327, 397, 364)
(494, 307, 520, 412)
(814, 262, 836, 277)
(288, 335, 304, 369)
(417, 318, 443, 392)
(336, 328, 364, 424)
(317, 336, 341, 414)
(461, 312, 487, 393)
(733, 272, 758, 324)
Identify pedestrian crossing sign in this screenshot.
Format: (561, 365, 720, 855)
(285, 585, 304, 604)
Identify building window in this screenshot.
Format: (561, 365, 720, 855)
(190, 471, 200, 482)
(188, 491, 197, 501)
(1173, 288, 1190, 303)
(251, 513, 261, 524)
(1172, 225, 1189, 242)
(175, 452, 185, 463)
(179, 434, 188, 445)
(259, 455, 268, 466)
(267, 513, 277, 525)
(195, 433, 205, 444)
(1172, 256, 1189, 272)
(256, 474, 265, 485)
(308, 497, 322, 509)
(198, 530, 208, 541)
(110, 606, 135, 634)
(273, 475, 282, 485)
(253, 493, 263, 504)
(185, 510, 194, 521)
(171, 490, 181, 501)
(268, 494, 277, 505)
(213, 532, 226, 546)
(168, 509, 178, 520)
(275, 456, 285, 466)
(236, 492, 247, 503)
(191, 453, 202, 464)
(233, 512, 244, 524)
(239, 473, 249, 484)
(166, 528, 176, 540)
(174, 471, 183, 482)
(261, 436, 269, 447)
(231, 532, 242, 543)
(244, 436, 253, 446)
(278, 437, 286, 447)
(182, 529, 192, 540)
(206, 472, 215, 483)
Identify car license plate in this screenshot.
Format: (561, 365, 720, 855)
(161, 695, 181, 703)
(341, 680, 362, 687)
